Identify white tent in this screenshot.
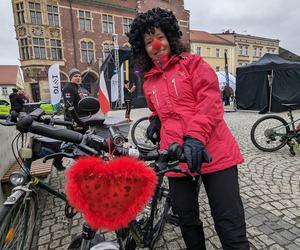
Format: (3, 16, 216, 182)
(216, 71, 236, 94)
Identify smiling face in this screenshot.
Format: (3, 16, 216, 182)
(144, 28, 171, 60)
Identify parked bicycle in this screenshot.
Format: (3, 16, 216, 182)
(250, 103, 300, 155)
(0, 107, 203, 249)
(131, 116, 157, 151)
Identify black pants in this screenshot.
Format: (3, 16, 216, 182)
(125, 100, 131, 118)
(168, 166, 249, 250)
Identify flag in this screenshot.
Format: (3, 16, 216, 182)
(48, 64, 61, 107)
(98, 70, 110, 114)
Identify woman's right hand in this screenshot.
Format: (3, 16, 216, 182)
(146, 115, 161, 144)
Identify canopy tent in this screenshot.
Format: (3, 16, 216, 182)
(236, 53, 300, 112)
(216, 71, 236, 94)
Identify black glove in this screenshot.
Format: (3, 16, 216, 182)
(146, 116, 161, 144)
(183, 136, 212, 173)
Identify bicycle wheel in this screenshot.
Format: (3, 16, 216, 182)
(149, 177, 171, 249)
(0, 190, 37, 250)
(131, 117, 157, 150)
(250, 115, 290, 152)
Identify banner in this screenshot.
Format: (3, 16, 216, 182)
(98, 71, 110, 114)
(48, 64, 61, 107)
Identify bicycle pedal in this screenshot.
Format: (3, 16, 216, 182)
(166, 213, 180, 226)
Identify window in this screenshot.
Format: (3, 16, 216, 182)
(216, 66, 220, 72)
(102, 14, 114, 33)
(29, 2, 42, 25)
(51, 39, 62, 60)
(239, 45, 248, 56)
(48, 5, 59, 27)
(216, 48, 220, 57)
(79, 10, 91, 31)
(2, 87, 8, 96)
(81, 41, 94, 63)
(207, 48, 211, 56)
(196, 47, 201, 55)
(33, 38, 46, 59)
(258, 48, 262, 57)
(253, 47, 258, 56)
(20, 38, 30, 60)
(16, 2, 25, 24)
(123, 17, 132, 34)
(102, 43, 114, 59)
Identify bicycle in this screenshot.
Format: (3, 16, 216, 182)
(250, 103, 300, 155)
(0, 113, 79, 250)
(131, 116, 157, 150)
(8, 110, 203, 250)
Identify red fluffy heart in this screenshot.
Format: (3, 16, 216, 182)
(66, 156, 157, 231)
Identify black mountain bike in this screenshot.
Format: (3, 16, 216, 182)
(3, 111, 202, 250)
(250, 103, 300, 155)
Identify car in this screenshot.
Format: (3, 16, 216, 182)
(0, 99, 11, 115)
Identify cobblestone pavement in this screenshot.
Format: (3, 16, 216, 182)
(32, 108, 300, 250)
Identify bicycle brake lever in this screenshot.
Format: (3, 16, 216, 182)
(157, 163, 195, 181)
(43, 152, 74, 163)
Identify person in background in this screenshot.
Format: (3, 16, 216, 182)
(18, 89, 30, 103)
(9, 88, 25, 113)
(123, 80, 136, 122)
(127, 7, 249, 250)
(62, 68, 89, 120)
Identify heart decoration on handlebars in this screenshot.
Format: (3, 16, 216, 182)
(66, 156, 157, 231)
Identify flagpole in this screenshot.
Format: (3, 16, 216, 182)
(112, 33, 122, 110)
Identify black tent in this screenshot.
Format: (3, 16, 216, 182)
(236, 53, 300, 112)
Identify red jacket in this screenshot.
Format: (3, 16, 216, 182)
(143, 52, 244, 176)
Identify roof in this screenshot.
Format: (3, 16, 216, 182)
(237, 53, 300, 73)
(0, 65, 19, 85)
(245, 53, 299, 66)
(279, 47, 300, 62)
(190, 30, 235, 46)
(214, 32, 280, 43)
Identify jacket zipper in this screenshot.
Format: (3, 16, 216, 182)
(172, 78, 178, 96)
(153, 87, 159, 106)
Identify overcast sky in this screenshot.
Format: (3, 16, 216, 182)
(0, 0, 299, 65)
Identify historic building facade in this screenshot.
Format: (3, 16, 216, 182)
(216, 31, 280, 71)
(190, 30, 236, 75)
(12, 0, 190, 102)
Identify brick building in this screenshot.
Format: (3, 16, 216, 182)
(11, 0, 190, 102)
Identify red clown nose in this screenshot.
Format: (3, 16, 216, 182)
(151, 39, 162, 50)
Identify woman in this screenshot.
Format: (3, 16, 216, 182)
(127, 8, 249, 250)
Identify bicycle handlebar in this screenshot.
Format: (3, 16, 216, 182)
(15, 113, 211, 178)
(16, 116, 83, 143)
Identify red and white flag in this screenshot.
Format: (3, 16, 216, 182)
(98, 71, 110, 114)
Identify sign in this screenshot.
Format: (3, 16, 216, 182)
(48, 64, 61, 107)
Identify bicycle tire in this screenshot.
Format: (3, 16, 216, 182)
(131, 117, 157, 150)
(250, 115, 290, 152)
(120, 177, 170, 250)
(149, 179, 171, 249)
(0, 191, 37, 250)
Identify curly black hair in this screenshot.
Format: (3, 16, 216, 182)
(127, 7, 186, 74)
